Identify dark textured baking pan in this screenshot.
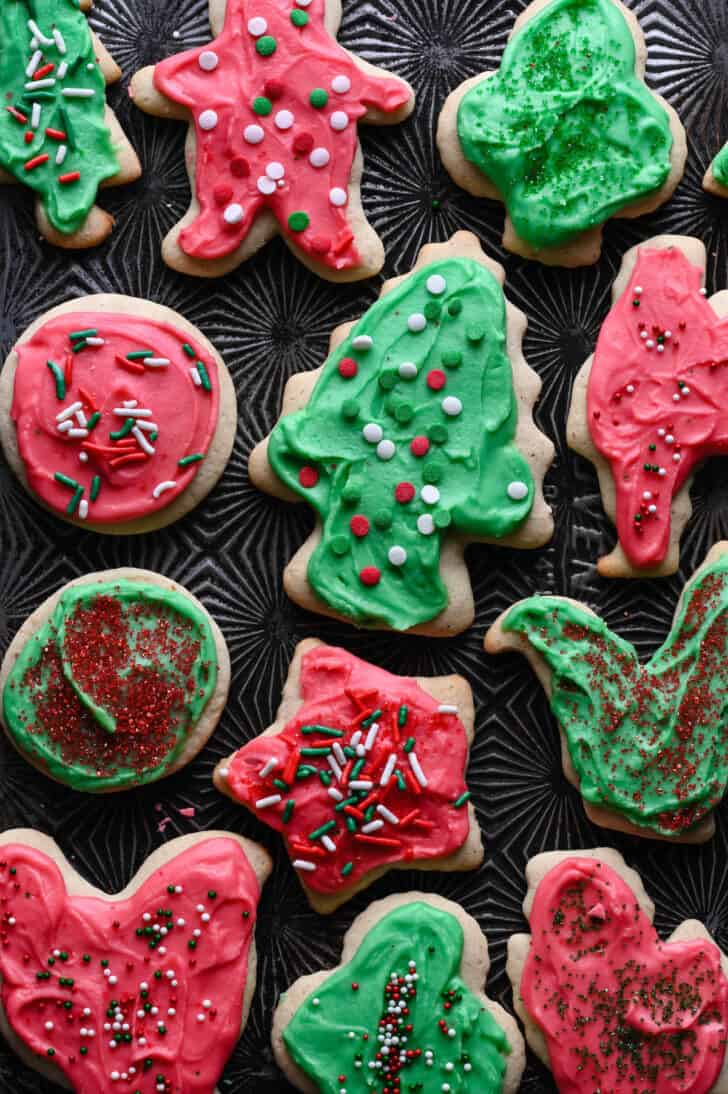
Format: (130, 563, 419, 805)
(1, 0, 728, 1089)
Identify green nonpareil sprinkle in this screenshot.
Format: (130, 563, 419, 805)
(71, 340, 89, 353)
(300, 746, 332, 756)
(318, 769, 332, 787)
(150, 431, 158, 442)
(182, 343, 196, 358)
(341, 862, 354, 877)
(398, 705, 408, 726)
(362, 709, 382, 728)
(272, 778, 288, 792)
(351, 757, 365, 779)
(70, 328, 96, 340)
(90, 476, 101, 502)
(110, 418, 135, 441)
(54, 472, 78, 489)
(309, 819, 336, 840)
(67, 486, 83, 515)
(46, 360, 65, 399)
(57, 103, 75, 147)
(282, 800, 295, 823)
(178, 453, 205, 466)
(86, 411, 101, 431)
(396, 770, 407, 791)
(453, 791, 471, 808)
(343, 745, 356, 759)
(195, 360, 212, 392)
(364, 805, 375, 822)
(345, 816, 357, 833)
(301, 725, 344, 737)
(126, 350, 154, 360)
(403, 736, 415, 753)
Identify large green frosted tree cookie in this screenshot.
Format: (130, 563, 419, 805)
(272, 894, 525, 1094)
(0, 0, 140, 246)
(250, 234, 554, 636)
(438, 0, 686, 266)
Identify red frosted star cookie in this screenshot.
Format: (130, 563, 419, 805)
(0, 830, 270, 1094)
(130, 0, 414, 280)
(214, 639, 483, 912)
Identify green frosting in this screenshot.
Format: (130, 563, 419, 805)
(268, 258, 535, 631)
(712, 142, 728, 188)
(0, 0, 120, 233)
(2, 579, 218, 792)
(282, 902, 511, 1094)
(456, 0, 674, 249)
(502, 550, 728, 836)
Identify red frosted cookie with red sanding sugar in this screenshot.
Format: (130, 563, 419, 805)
(0, 294, 236, 533)
(129, 0, 414, 281)
(508, 849, 728, 1094)
(214, 639, 483, 913)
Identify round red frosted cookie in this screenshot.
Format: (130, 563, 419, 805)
(0, 294, 235, 533)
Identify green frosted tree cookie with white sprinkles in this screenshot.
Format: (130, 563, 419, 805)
(250, 232, 554, 636)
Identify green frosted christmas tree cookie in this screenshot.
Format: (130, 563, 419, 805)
(250, 232, 554, 636)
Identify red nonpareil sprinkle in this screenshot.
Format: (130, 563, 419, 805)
(359, 566, 381, 587)
(310, 235, 331, 255)
(24, 153, 48, 171)
(24, 131, 34, 145)
(6, 107, 27, 124)
(410, 436, 429, 457)
(264, 78, 284, 99)
(63, 354, 73, 386)
(338, 357, 358, 379)
(353, 834, 401, 848)
(33, 63, 55, 80)
(426, 369, 446, 391)
(78, 386, 98, 412)
(350, 514, 370, 537)
(298, 465, 319, 489)
(45, 127, 67, 141)
(293, 132, 315, 155)
(394, 482, 415, 504)
(115, 353, 145, 375)
(110, 452, 149, 468)
(230, 157, 250, 178)
(59, 171, 81, 185)
(213, 183, 233, 205)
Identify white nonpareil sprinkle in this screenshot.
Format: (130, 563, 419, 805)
(327, 754, 343, 781)
(331, 74, 351, 93)
(349, 780, 373, 790)
(113, 406, 152, 418)
(507, 480, 528, 501)
(407, 313, 427, 332)
(441, 396, 462, 417)
(244, 124, 264, 144)
(275, 110, 294, 130)
(388, 546, 407, 567)
(198, 50, 219, 70)
(332, 742, 346, 765)
(133, 426, 155, 455)
(26, 50, 42, 77)
(293, 859, 317, 872)
(377, 439, 395, 461)
(152, 481, 176, 499)
(421, 484, 440, 505)
(257, 175, 276, 195)
(330, 110, 349, 130)
(398, 361, 417, 379)
(223, 203, 244, 224)
(417, 514, 435, 536)
(53, 28, 67, 53)
(352, 335, 373, 351)
(27, 78, 55, 89)
(328, 786, 344, 802)
(62, 87, 95, 98)
(364, 723, 379, 751)
(321, 835, 337, 852)
(31, 102, 41, 128)
(362, 422, 382, 444)
(329, 187, 348, 207)
(247, 16, 267, 35)
(438, 704, 458, 714)
(266, 161, 285, 180)
(427, 274, 447, 295)
(56, 143, 67, 165)
(361, 819, 384, 834)
(199, 109, 218, 130)
(56, 401, 83, 422)
(309, 147, 330, 168)
(259, 758, 278, 778)
(78, 499, 89, 520)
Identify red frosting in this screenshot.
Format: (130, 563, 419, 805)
(151, 0, 411, 270)
(0, 838, 260, 1094)
(225, 645, 471, 894)
(522, 857, 728, 1093)
(12, 312, 219, 524)
(587, 246, 728, 568)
